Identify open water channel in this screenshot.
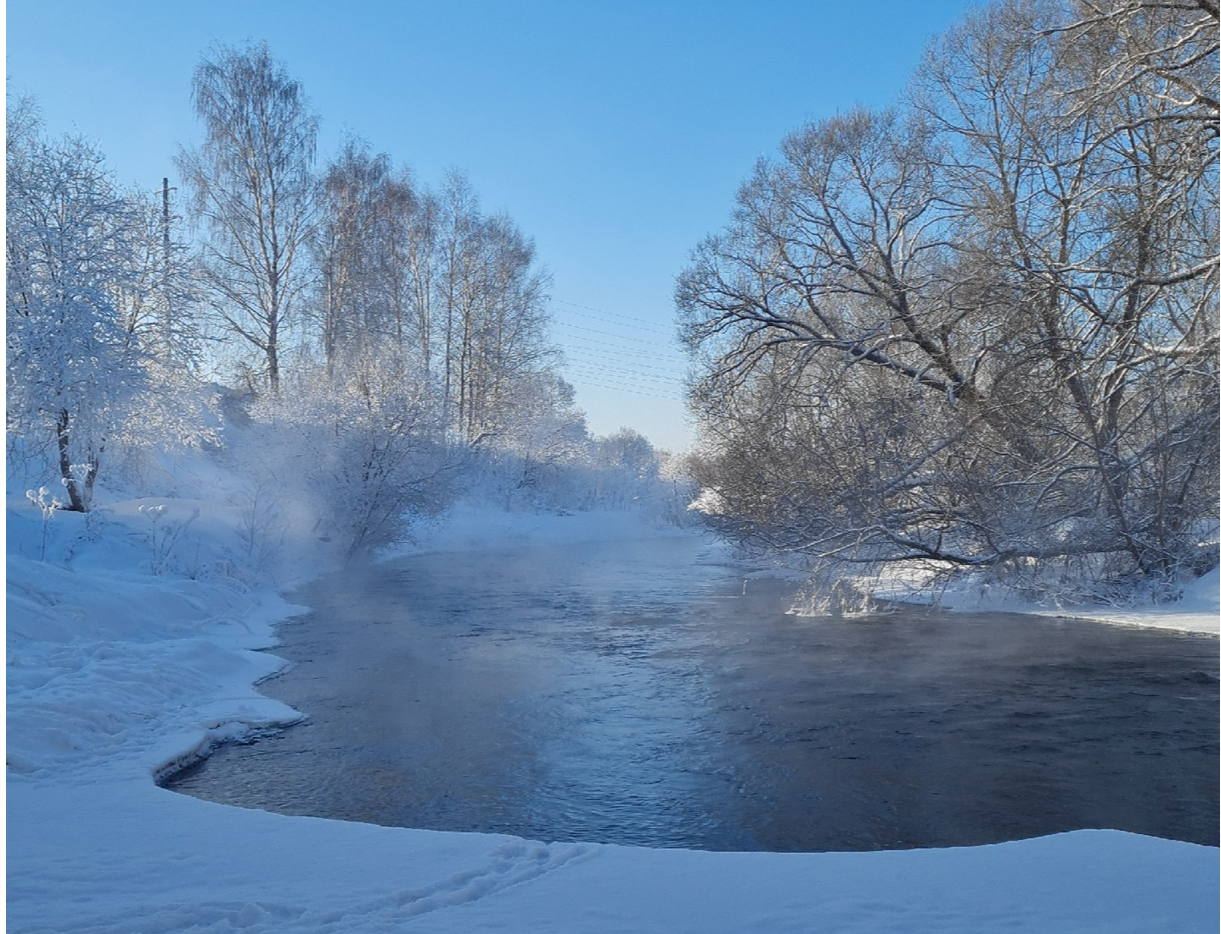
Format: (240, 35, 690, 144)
(166, 531, 1219, 852)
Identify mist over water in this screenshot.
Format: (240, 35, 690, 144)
(167, 534, 1219, 852)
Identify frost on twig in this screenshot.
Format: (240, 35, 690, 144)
(25, 486, 63, 561)
(139, 503, 200, 575)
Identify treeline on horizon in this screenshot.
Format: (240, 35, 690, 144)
(678, 0, 1219, 602)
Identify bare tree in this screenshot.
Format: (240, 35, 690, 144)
(679, 0, 1218, 596)
(916, 0, 1219, 581)
(176, 42, 318, 392)
(1058, 0, 1218, 131)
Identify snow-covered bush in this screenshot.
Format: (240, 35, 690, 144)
(230, 351, 459, 559)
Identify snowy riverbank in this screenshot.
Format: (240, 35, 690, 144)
(6, 491, 1219, 933)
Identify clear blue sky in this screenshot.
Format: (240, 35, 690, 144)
(8, 0, 976, 452)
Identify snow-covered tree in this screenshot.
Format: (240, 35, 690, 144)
(590, 429, 660, 509)
(313, 138, 417, 377)
(7, 100, 218, 509)
(431, 174, 556, 442)
(7, 106, 147, 510)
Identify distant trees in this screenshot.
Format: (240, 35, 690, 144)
(592, 429, 661, 508)
(426, 174, 557, 443)
(679, 0, 1218, 596)
(176, 42, 319, 393)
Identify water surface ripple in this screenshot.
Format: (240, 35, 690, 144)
(167, 534, 1220, 851)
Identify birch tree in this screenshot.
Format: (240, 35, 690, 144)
(313, 139, 420, 376)
(176, 42, 318, 392)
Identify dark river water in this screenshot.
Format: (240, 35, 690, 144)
(166, 532, 1220, 852)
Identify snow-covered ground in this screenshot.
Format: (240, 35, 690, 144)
(936, 566, 1221, 636)
(6, 484, 1219, 933)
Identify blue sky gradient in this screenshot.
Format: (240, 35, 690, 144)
(8, 0, 977, 451)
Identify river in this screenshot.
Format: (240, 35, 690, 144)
(166, 530, 1219, 852)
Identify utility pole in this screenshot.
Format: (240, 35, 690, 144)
(161, 177, 173, 359)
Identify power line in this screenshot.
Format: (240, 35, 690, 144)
(567, 374, 686, 403)
(565, 360, 685, 391)
(554, 319, 681, 350)
(551, 297, 671, 332)
(553, 304, 675, 340)
(562, 342, 685, 372)
(558, 336, 685, 368)
(548, 297, 690, 402)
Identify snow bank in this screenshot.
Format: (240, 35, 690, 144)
(1042, 565, 1220, 635)
(834, 560, 1220, 635)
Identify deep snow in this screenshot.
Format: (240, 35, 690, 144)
(6, 484, 1219, 933)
